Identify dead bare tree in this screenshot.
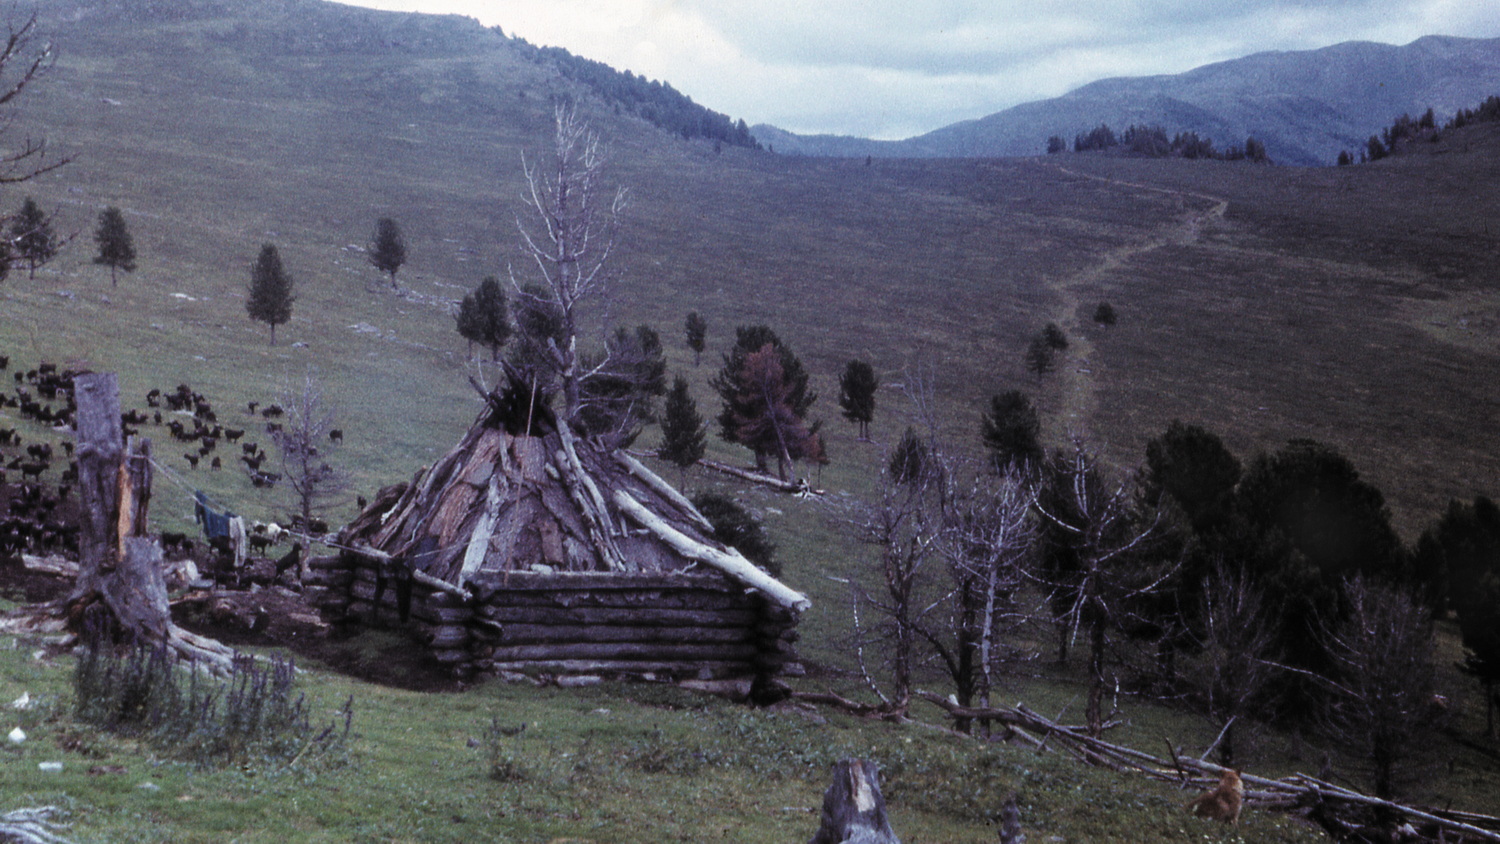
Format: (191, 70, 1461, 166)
(510, 103, 629, 424)
(1194, 558, 1280, 767)
(270, 373, 351, 571)
(854, 463, 944, 714)
(851, 365, 1038, 724)
(1033, 439, 1167, 736)
(0, 11, 71, 281)
(924, 466, 1035, 732)
(1318, 576, 1443, 799)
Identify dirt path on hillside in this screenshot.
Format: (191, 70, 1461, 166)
(1038, 163, 1229, 439)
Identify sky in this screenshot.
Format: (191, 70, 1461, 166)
(344, 1, 1500, 140)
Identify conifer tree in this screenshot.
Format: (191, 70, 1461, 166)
(657, 375, 706, 472)
(246, 244, 295, 345)
(1025, 335, 1055, 383)
(981, 391, 1042, 473)
(684, 311, 707, 366)
(888, 426, 931, 485)
(838, 359, 878, 441)
(10, 197, 57, 279)
(92, 206, 136, 286)
(711, 326, 820, 480)
(455, 276, 511, 361)
(368, 217, 406, 289)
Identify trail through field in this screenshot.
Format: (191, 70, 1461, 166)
(1038, 163, 1229, 439)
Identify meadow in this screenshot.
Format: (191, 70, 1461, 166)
(0, 1, 1496, 839)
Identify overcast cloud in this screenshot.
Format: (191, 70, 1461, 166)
(346, 0, 1500, 139)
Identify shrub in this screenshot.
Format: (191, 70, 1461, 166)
(73, 622, 352, 770)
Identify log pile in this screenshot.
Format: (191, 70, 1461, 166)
(916, 692, 1500, 843)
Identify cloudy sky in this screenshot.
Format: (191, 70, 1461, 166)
(346, 1, 1500, 140)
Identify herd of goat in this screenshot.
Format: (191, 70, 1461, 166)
(0, 356, 338, 567)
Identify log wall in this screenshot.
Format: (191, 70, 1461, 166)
(308, 552, 803, 682)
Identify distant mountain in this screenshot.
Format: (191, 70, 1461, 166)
(756, 35, 1500, 165)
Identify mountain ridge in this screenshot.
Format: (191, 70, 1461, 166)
(756, 34, 1500, 164)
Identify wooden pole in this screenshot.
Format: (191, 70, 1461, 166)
(612, 489, 812, 612)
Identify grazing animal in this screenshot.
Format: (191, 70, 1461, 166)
(210, 456, 222, 470)
(273, 541, 304, 578)
(328, 428, 343, 443)
(1187, 769, 1244, 825)
(184, 453, 200, 468)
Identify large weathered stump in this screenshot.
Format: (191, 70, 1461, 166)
(808, 758, 901, 844)
(64, 373, 235, 672)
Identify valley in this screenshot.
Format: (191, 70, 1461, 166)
(0, 2, 1497, 840)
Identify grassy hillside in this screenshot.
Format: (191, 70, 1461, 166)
(0, 1, 1498, 838)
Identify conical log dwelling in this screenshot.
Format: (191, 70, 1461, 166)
(311, 383, 810, 687)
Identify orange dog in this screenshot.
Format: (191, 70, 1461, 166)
(1187, 768, 1244, 825)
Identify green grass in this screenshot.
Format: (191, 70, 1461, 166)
(0, 638, 1333, 843)
(0, 1, 1497, 838)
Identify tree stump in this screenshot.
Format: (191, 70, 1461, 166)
(808, 758, 901, 844)
(63, 372, 235, 672)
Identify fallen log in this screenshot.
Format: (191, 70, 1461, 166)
(20, 555, 78, 578)
(696, 457, 815, 494)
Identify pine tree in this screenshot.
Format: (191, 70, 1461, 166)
(368, 217, 406, 289)
(455, 276, 511, 361)
(981, 391, 1042, 472)
(1025, 335, 1055, 383)
(1042, 323, 1069, 351)
(92, 206, 136, 287)
(692, 491, 778, 576)
(684, 311, 707, 366)
(1092, 302, 1117, 326)
(710, 326, 820, 479)
(657, 375, 706, 472)
(888, 426, 931, 485)
(837, 359, 878, 441)
(246, 244, 295, 345)
(10, 197, 57, 279)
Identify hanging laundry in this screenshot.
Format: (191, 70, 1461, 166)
(193, 490, 234, 542)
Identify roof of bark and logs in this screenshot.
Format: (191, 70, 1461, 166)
(339, 379, 811, 612)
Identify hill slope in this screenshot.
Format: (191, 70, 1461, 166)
(759, 34, 1500, 164)
(3, 0, 1500, 656)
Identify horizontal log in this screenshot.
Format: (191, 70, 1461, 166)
(303, 569, 353, 588)
(487, 641, 759, 662)
(409, 622, 470, 649)
(472, 588, 755, 611)
(306, 555, 350, 571)
(347, 582, 471, 625)
(431, 648, 470, 664)
(483, 659, 756, 678)
(477, 604, 758, 628)
(484, 623, 753, 646)
(467, 571, 743, 593)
